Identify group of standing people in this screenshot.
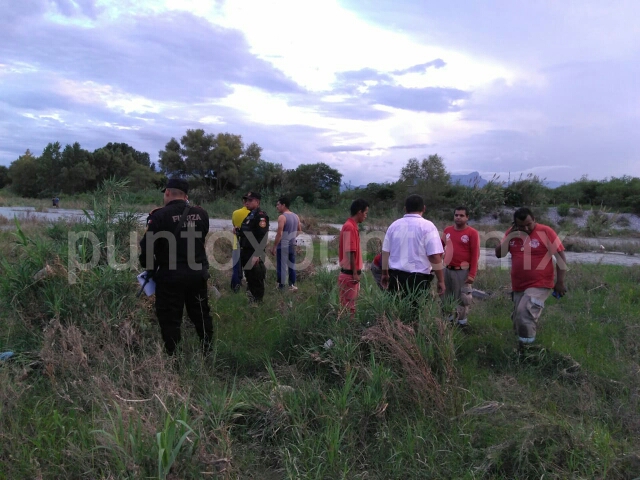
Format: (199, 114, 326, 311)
(339, 194, 567, 350)
(139, 178, 567, 356)
(139, 180, 303, 356)
(230, 192, 302, 302)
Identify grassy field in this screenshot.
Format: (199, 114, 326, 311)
(1, 188, 639, 479)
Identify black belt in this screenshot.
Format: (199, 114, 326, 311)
(341, 269, 362, 275)
(446, 265, 467, 270)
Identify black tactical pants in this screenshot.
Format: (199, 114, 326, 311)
(243, 258, 266, 302)
(155, 273, 213, 355)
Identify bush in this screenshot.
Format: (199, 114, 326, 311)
(583, 210, 611, 237)
(457, 177, 504, 219)
(557, 203, 571, 217)
(569, 208, 584, 218)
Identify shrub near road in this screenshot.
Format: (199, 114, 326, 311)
(1, 205, 639, 478)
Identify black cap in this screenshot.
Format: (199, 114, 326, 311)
(162, 177, 189, 194)
(242, 191, 261, 200)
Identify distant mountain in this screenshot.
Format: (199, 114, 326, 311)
(450, 172, 487, 187)
(542, 180, 566, 189)
(450, 172, 565, 189)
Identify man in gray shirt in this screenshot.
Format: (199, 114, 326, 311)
(270, 196, 302, 291)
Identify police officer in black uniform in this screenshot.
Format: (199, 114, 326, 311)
(139, 177, 213, 355)
(238, 191, 269, 302)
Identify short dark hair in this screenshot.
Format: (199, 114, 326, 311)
(277, 196, 290, 208)
(514, 207, 534, 222)
(404, 194, 424, 213)
(454, 206, 470, 216)
(350, 199, 369, 216)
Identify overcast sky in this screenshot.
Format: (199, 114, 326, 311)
(1, 0, 639, 185)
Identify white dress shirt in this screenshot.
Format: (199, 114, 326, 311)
(382, 214, 443, 274)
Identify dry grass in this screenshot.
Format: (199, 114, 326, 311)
(362, 315, 456, 413)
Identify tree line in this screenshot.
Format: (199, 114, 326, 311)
(3, 129, 343, 205)
(2, 128, 640, 214)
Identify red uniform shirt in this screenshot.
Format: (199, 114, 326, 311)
(443, 226, 480, 279)
(339, 218, 363, 270)
(503, 224, 565, 291)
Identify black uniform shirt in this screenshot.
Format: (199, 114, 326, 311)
(139, 200, 210, 276)
(239, 208, 269, 262)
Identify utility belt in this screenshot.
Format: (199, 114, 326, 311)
(445, 265, 468, 271)
(341, 269, 362, 275)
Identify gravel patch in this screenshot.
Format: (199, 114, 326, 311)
(471, 207, 640, 232)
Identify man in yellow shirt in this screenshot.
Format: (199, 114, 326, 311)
(231, 199, 250, 292)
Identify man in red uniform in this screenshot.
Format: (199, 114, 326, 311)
(441, 206, 480, 328)
(495, 207, 567, 348)
(338, 199, 369, 316)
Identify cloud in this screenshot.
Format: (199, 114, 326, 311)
(318, 145, 370, 153)
(314, 100, 393, 121)
(335, 68, 393, 85)
(365, 84, 469, 112)
(52, 0, 100, 18)
(0, 10, 302, 104)
(392, 59, 446, 75)
(388, 143, 434, 150)
(318, 142, 433, 153)
(1, 0, 638, 188)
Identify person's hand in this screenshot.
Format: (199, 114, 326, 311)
(352, 272, 360, 284)
(437, 280, 446, 296)
(381, 272, 389, 290)
(554, 281, 567, 297)
(251, 257, 260, 267)
(465, 276, 474, 285)
(270, 247, 276, 256)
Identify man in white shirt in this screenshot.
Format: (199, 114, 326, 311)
(381, 194, 445, 297)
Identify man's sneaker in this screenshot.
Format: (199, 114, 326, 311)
(289, 285, 298, 292)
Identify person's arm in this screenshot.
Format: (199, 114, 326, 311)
(139, 210, 160, 270)
(381, 250, 390, 289)
(554, 251, 567, 296)
(296, 214, 302, 237)
(270, 215, 286, 255)
(349, 251, 359, 283)
(467, 230, 480, 284)
(428, 253, 445, 295)
(495, 227, 513, 258)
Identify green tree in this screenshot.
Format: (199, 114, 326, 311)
(0, 166, 9, 189)
(91, 143, 157, 188)
(159, 129, 262, 197)
(100, 142, 151, 168)
(504, 174, 550, 206)
(241, 160, 287, 193)
(398, 154, 450, 210)
(286, 162, 342, 204)
(8, 150, 39, 197)
(456, 176, 505, 218)
(58, 142, 95, 193)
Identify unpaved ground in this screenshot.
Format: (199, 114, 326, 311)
(2, 206, 640, 267)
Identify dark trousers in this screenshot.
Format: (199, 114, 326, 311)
(155, 274, 213, 355)
(231, 248, 243, 291)
(388, 269, 434, 297)
(244, 258, 266, 301)
(276, 245, 296, 288)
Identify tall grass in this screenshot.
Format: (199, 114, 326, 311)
(0, 198, 639, 478)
